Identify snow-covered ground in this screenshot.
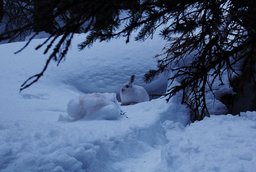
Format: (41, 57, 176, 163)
(0, 35, 256, 172)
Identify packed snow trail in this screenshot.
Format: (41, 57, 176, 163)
(0, 99, 175, 172)
(1, 103, 256, 172)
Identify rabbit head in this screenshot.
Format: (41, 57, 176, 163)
(121, 75, 135, 93)
(120, 75, 149, 105)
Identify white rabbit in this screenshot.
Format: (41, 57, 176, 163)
(66, 93, 121, 120)
(120, 75, 149, 105)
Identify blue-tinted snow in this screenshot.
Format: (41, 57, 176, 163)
(0, 34, 255, 172)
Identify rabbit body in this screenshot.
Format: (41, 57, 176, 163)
(120, 75, 149, 105)
(67, 93, 120, 120)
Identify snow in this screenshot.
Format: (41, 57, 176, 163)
(0, 34, 256, 172)
(160, 114, 256, 172)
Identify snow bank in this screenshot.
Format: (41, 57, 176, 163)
(64, 93, 121, 121)
(48, 34, 168, 96)
(0, 32, 166, 122)
(159, 113, 256, 172)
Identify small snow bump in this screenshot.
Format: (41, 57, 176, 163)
(237, 152, 253, 161)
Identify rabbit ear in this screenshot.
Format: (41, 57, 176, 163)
(129, 75, 135, 85)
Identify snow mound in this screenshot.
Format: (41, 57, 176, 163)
(63, 93, 121, 121)
(159, 114, 256, 172)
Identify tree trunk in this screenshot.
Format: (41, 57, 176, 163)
(220, 0, 256, 115)
(232, 1, 256, 114)
(34, 0, 54, 33)
(0, 0, 3, 22)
